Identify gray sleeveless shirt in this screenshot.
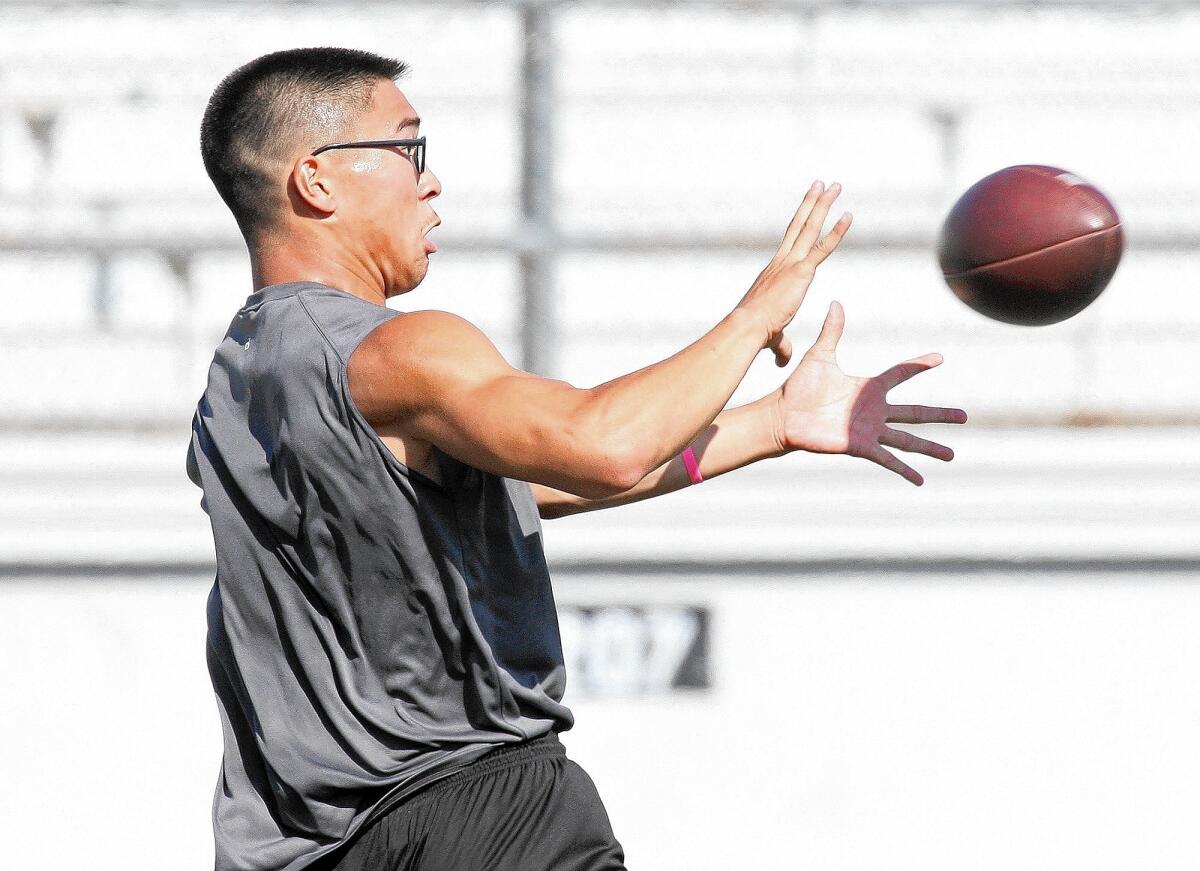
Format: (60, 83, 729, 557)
(187, 282, 572, 871)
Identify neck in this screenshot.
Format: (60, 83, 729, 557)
(250, 229, 388, 306)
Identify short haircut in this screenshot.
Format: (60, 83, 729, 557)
(200, 47, 409, 238)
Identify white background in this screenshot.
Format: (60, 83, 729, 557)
(3, 571, 1200, 870)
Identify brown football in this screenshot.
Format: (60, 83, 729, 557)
(938, 165, 1123, 326)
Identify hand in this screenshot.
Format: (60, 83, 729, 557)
(736, 181, 853, 367)
(773, 302, 968, 486)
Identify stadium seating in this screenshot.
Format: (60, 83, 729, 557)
(3, 424, 1198, 567)
(1, 3, 1197, 423)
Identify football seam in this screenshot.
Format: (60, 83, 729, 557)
(941, 224, 1123, 279)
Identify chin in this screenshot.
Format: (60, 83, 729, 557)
(412, 256, 431, 286)
(386, 260, 430, 298)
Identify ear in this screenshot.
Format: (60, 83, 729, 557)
(291, 155, 337, 216)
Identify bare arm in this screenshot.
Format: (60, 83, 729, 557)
(349, 183, 851, 498)
(532, 300, 970, 517)
(531, 395, 783, 518)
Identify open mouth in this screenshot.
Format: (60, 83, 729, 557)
(423, 218, 441, 254)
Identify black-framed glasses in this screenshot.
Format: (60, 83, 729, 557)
(310, 136, 426, 175)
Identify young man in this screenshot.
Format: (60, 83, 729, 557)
(189, 47, 966, 871)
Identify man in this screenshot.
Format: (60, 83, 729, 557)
(189, 46, 966, 871)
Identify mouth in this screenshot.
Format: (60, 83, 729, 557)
(422, 217, 441, 254)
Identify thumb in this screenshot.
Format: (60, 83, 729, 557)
(813, 301, 845, 353)
(770, 332, 793, 367)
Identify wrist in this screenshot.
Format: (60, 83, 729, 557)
(725, 304, 772, 351)
(764, 389, 789, 458)
(740, 390, 788, 460)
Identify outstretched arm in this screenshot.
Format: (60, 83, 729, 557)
(349, 183, 851, 499)
(531, 394, 784, 518)
(533, 301, 968, 518)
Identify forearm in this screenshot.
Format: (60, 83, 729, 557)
(365, 186, 848, 498)
(532, 181, 847, 491)
(573, 307, 767, 483)
(535, 391, 785, 518)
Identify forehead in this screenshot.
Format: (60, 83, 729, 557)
(364, 79, 418, 130)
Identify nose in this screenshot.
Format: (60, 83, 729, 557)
(419, 168, 442, 199)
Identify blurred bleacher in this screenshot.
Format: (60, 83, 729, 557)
(1, 1, 1198, 568)
(3, 425, 1198, 569)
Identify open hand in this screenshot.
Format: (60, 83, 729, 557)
(737, 181, 853, 367)
(774, 302, 968, 485)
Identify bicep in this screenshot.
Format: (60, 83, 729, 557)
(349, 311, 630, 497)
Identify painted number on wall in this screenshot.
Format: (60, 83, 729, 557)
(558, 605, 710, 695)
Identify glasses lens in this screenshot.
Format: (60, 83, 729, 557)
(415, 140, 426, 174)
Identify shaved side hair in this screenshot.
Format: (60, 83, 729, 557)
(200, 47, 408, 239)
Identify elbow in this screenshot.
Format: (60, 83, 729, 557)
(537, 504, 561, 520)
(553, 401, 649, 497)
(552, 441, 644, 500)
(585, 441, 647, 496)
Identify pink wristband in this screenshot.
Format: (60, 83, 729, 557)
(681, 446, 704, 485)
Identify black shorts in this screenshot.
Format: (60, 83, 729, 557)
(313, 733, 627, 871)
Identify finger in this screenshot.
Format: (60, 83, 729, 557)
(805, 211, 853, 267)
(812, 301, 845, 354)
(869, 445, 924, 486)
(775, 181, 825, 259)
(888, 404, 969, 425)
(790, 182, 841, 259)
(771, 332, 793, 367)
(880, 427, 954, 462)
(878, 353, 944, 390)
